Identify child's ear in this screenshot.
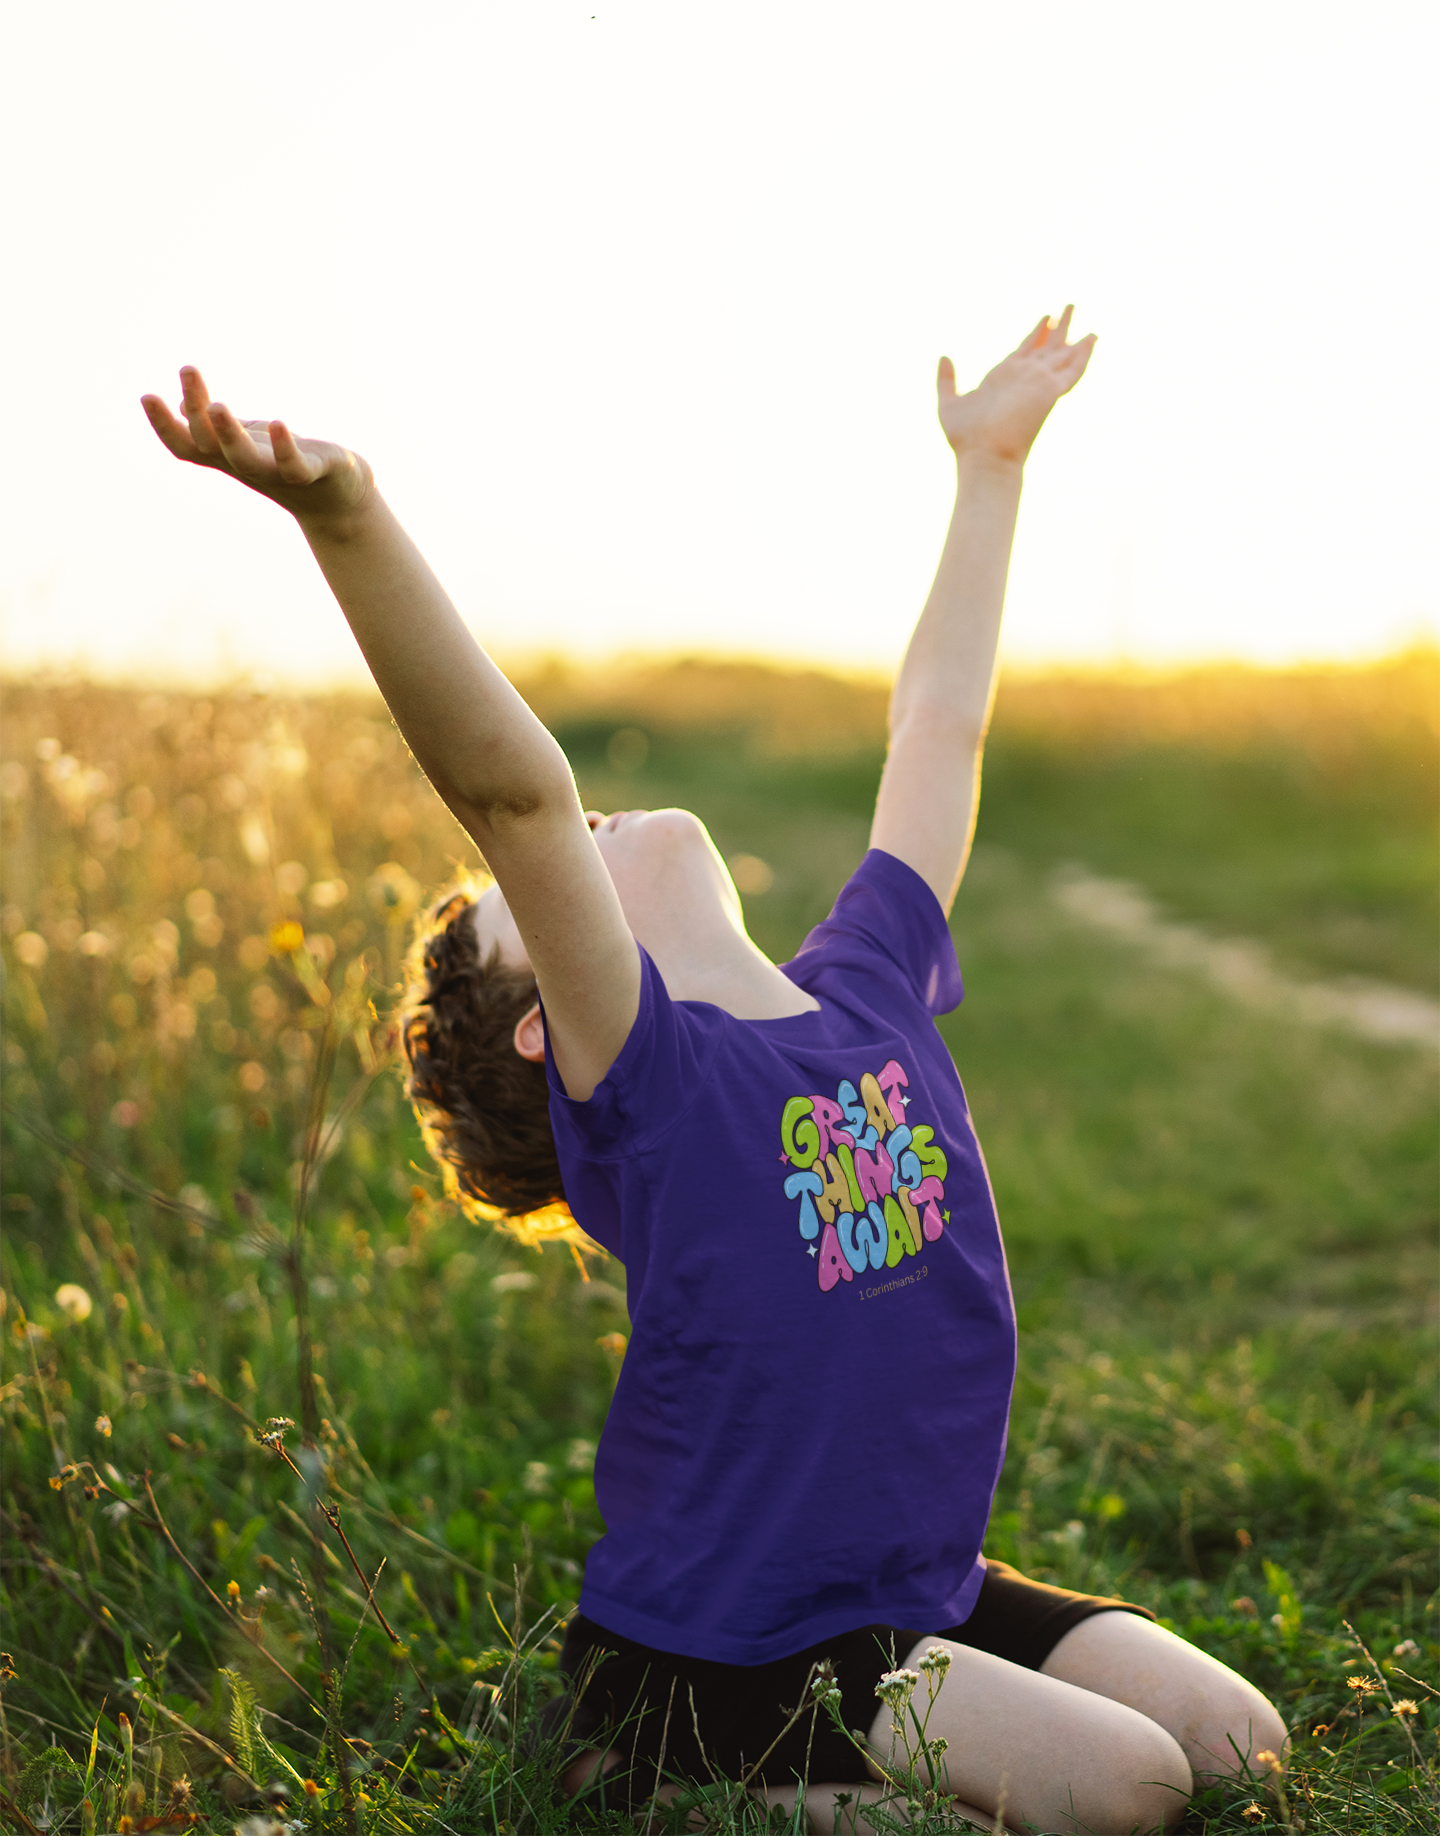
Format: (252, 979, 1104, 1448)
(512, 1002, 546, 1063)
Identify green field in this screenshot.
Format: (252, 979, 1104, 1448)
(1, 656, 1436, 1833)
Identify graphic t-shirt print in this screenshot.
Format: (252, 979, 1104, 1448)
(779, 1059, 950, 1292)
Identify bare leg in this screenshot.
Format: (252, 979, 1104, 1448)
(877, 1636, 1193, 1834)
(560, 1747, 620, 1797)
(1041, 1612, 1289, 1783)
(562, 1616, 1278, 1829)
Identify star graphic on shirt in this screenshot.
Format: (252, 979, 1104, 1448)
(900, 1094, 910, 1107)
(943, 1209, 951, 1223)
(779, 1152, 790, 1164)
(807, 1243, 818, 1257)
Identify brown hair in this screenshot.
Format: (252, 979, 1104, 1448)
(399, 882, 567, 1223)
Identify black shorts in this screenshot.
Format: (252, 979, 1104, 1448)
(540, 1560, 1155, 1794)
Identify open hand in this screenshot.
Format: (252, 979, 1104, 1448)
(937, 308, 1096, 466)
(141, 367, 373, 524)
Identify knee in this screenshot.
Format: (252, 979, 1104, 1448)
(1085, 1721, 1193, 1835)
(1190, 1682, 1289, 1782)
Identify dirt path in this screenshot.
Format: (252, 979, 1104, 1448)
(1050, 864, 1440, 1052)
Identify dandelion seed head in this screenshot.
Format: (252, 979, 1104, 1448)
(55, 1283, 93, 1322)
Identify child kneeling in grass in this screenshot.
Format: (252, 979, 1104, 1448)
(144, 310, 1285, 1833)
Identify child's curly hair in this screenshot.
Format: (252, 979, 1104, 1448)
(399, 880, 569, 1231)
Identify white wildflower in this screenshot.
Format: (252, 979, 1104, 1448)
(875, 1667, 922, 1706)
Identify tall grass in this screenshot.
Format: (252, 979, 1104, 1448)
(2, 657, 1435, 1833)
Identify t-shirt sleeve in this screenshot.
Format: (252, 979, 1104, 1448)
(543, 943, 714, 1161)
(786, 848, 964, 1016)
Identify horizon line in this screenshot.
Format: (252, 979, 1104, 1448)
(2, 639, 1437, 699)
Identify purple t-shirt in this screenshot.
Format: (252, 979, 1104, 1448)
(545, 849, 1017, 1665)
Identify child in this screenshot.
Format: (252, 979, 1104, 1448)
(143, 313, 1286, 1833)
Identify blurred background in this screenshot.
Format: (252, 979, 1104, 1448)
(2, 5, 1436, 1830)
(1, 0, 1436, 680)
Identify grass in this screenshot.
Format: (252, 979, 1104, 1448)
(1, 654, 1436, 1833)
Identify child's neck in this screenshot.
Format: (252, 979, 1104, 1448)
(639, 918, 819, 1020)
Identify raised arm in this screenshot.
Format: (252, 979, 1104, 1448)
(141, 369, 639, 1097)
(870, 309, 1095, 913)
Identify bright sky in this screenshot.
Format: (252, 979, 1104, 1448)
(3, 2, 1435, 685)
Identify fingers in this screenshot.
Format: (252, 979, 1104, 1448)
(1017, 307, 1079, 360)
(269, 418, 319, 485)
(1049, 334, 1097, 397)
(180, 364, 223, 456)
(206, 401, 268, 478)
(146, 365, 345, 491)
(936, 355, 956, 397)
(140, 392, 202, 463)
(1026, 305, 1093, 373)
